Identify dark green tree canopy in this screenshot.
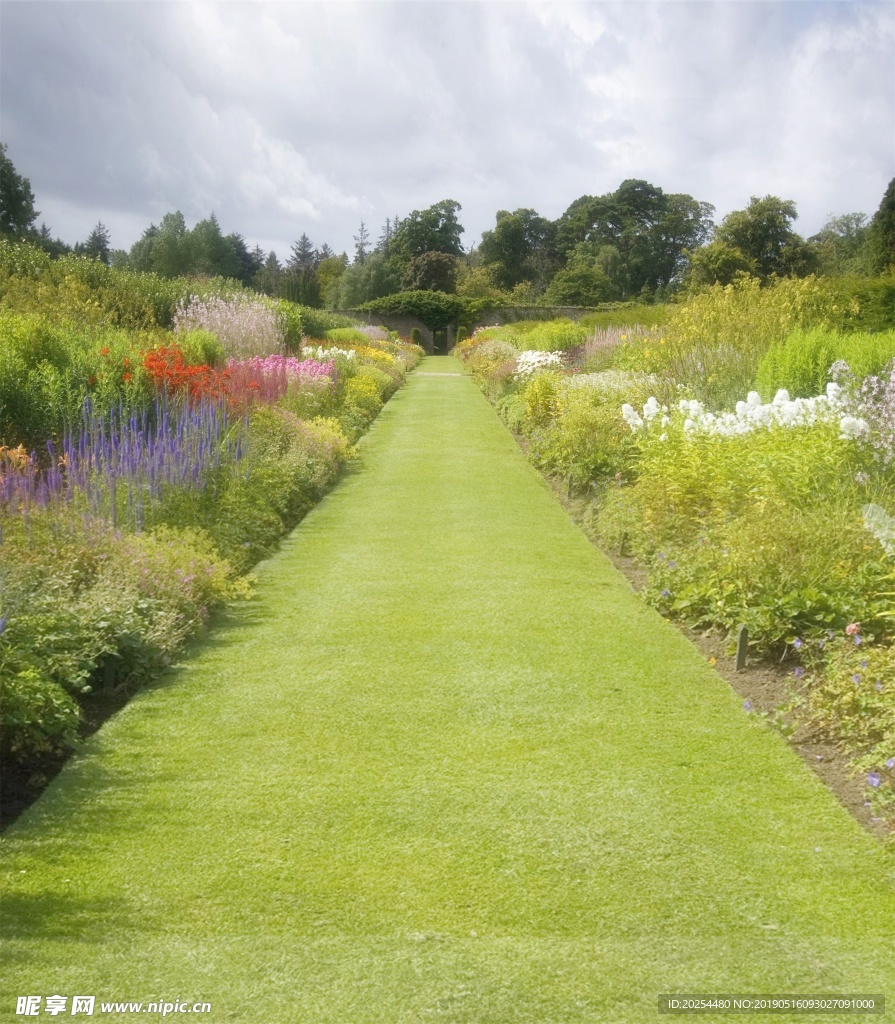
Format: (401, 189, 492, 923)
(388, 200, 464, 270)
(713, 195, 818, 280)
(810, 213, 871, 276)
(0, 142, 38, 238)
(75, 222, 111, 264)
(478, 208, 557, 291)
(868, 177, 895, 273)
(401, 251, 459, 293)
(554, 179, 713, 297)
(288, 233, 317, 271)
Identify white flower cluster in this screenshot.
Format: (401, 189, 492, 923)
(862, 503, 895, 557)
(514, 350, 563, 378)
(622, 384, 871, 441)
(301, 346, 356, 361)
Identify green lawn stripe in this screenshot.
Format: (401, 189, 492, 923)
(2, 355, 893, 1024)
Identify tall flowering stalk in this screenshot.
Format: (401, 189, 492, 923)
(0, 397, 246, 531)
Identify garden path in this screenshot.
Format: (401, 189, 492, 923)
(2, 356, 894, 1022)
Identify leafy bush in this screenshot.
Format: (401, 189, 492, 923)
(791, 632, 895, 836)
(361, 290, 466, 329)
(0, 668, 80, 759)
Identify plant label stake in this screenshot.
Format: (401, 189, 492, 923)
(736, 624, 748, 671)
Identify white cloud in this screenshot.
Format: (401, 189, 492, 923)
(1, 1, 891, 256)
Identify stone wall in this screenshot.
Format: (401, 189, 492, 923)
(469, 306, 598, 330)
(337, 310, 437, 353)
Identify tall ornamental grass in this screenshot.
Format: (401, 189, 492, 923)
(755, 327, 895, 399)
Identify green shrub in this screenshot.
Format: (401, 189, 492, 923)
(362, 290, 465, 330)
(292, 305, 354, 341)
(529, 395, 634, 486)
(754, 327, 895, 397)
(518, 319, 589, 352)
(176, 328, 225, 367)
(325, 327, 371, 345)
(410, 327, 423, 347)
(0, 668, 80, 760)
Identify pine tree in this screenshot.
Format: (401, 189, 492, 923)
(288, 233, 317, 270)
(354, 220, 370, 265)
(77, 222, 111, 264)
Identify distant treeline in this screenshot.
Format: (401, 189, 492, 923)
(2, 142, 893, 310)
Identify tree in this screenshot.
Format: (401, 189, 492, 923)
(254, 250, 283, 296)
(388, 200, 464, 279)
(686, 240, 758, 287)
(329, 250, 400, 309)
(190, 214, 241, 279)
(810, 213, 871, 276)
(74, 221, 111, 264)
(713, 195, 818, 280)
(553, 180, 713, 297)
(401, 251, 459, 293)
(376, 216, 400, 255)
(543, 243, 615, 306)
(288, 233, 317, 271)
(128, 223, 159, 272)
(650, 194, 715, 286)
(479, 208, 557, 291)
(867, 178, 895, 273)
(227, 234, 265, 286)
(130, 211, 193, 278)
(279, 266, 321, 307)
(34, 222, 71, 258)
(354, 221, 370, 265)
(317, 254, 347, 305)
(0, 143, 38, 238)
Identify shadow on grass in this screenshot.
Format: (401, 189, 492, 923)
(0, 891, 148, 948)
(0, 598, 269, 834)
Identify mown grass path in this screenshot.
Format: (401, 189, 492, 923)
(2, 356, 894, 1023)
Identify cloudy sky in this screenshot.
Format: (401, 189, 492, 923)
(1, 1, 892, 261)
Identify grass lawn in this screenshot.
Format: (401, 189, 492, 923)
(2, 356, 894, 1023)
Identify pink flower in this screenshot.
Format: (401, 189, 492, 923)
(845, 622, 861, 636)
